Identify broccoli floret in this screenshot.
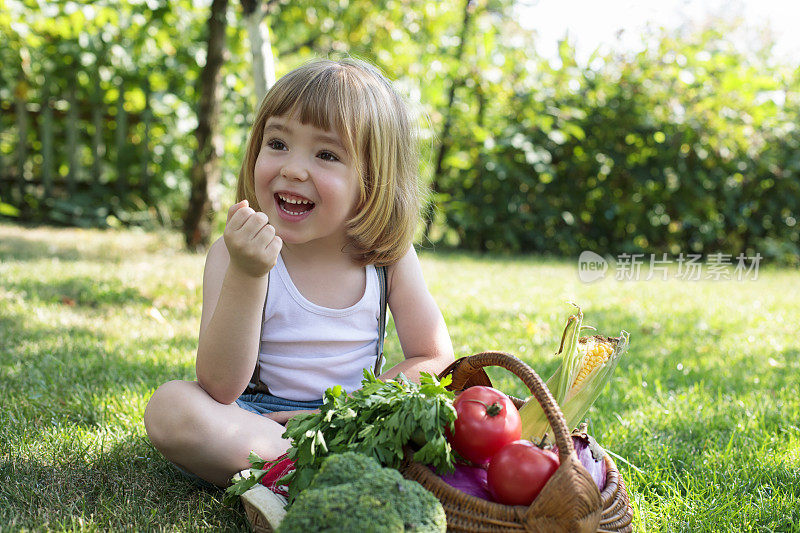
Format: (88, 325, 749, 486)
(308, 451, 382, 488)
(276, 453, 446, 533)
(277, 483, 405, 533)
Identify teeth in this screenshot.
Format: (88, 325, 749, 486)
(279, 193, 312, 205)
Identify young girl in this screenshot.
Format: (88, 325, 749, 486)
(144, 58, 455, 488)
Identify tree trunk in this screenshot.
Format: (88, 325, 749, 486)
(183, 0, 229, 251)
(241, 0, 276, 104)
(423, 0, 477, 241)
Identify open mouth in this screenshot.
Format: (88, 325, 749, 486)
(275, 192, 315, 216)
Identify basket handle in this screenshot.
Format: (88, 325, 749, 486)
(439, 351, 576, 463)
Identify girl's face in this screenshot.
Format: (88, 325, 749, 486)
(253, 115, 360, 251)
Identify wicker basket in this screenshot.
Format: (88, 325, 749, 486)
(399, 351, 633, 532)
(237, 470, 288, 533)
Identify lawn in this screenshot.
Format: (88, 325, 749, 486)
(1, 222, 798, 531)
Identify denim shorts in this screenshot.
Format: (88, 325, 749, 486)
(235, 392, 324, 415)
(173, 392, 323, 490)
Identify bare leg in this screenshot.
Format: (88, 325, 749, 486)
(144, 380, 291, 487)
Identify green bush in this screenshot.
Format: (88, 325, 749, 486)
(2, 5, 797, 262)
(438, 25, 800, 264)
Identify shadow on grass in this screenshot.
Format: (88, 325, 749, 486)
(0, 232, 155, 308)
(0, 234, 130, 264)
(3, 276, 153, 308)
(0, 434, 249, 531)
(0, 309, 249, 530)
(0, 309, 196, 429)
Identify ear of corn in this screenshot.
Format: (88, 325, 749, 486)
(518, 305, 630, 444)
(568, 337, 615, 399)
(559, 332, 629, 429)
(550, 310, 582, 406)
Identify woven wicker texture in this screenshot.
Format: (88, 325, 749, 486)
(399, 351, 633, 533)
(243, 498, 274, 533)
(240, 482, 288, 533)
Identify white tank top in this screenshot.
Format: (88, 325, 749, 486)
(255, 253, 383, 401)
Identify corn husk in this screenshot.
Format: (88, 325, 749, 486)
(519, 306, 630, 444)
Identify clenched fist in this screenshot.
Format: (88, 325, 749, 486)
(224, 200, 282, 278)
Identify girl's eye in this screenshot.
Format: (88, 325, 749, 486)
(318, 150, 340, 162)
(267, 139, 287, 151)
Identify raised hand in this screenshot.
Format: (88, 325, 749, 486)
(223, 200, 282, 278)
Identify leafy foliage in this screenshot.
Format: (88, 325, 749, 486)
(281, 370, 456, 502)
(439, 22, 800, 263)
(1, 3, 798, 261)
(0, 0, 251, 227)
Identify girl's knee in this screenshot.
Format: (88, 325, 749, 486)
(144, 380, 198, 452)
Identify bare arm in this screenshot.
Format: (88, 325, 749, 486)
(196, 201, 282, 404)
(378, 246, 454, 383)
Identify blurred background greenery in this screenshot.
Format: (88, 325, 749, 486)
(0, 0, 798, 264)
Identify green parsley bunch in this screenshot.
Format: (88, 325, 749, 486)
(281, 370, 457, 502)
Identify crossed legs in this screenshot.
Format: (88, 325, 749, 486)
(143, 380, 291, 487)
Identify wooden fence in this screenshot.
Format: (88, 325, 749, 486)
(0, 71, 154, 223)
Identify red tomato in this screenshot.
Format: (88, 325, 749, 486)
(448, 386, 521, 464)
(487, 440, 559, 506)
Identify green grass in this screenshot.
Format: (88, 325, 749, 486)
(1, 222, 799, 531)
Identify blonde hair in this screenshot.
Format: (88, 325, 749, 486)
(236, 58, 422, 266)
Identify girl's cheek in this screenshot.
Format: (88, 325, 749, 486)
(253, 153, 268, 177)
(254, 158, 279, 190)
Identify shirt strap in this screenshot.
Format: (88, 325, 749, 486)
(374, 265, 388, 376)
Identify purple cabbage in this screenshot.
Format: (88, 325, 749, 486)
(431, 463, 493, 501)
(554, 428, 607, 491)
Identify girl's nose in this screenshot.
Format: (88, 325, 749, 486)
(280, 160, 309, 181)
